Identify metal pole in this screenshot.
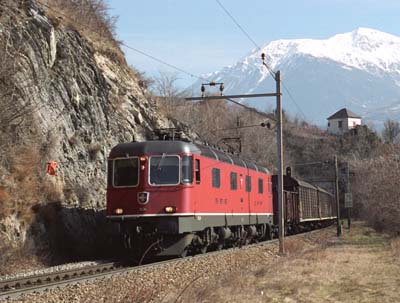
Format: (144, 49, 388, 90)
(347, 162, 351, 229)
(334, 155, 342, 236)
(276, 71, 285, 254)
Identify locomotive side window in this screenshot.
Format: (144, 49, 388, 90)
(258, 178, 263, 194)
(181, 156, 193, 184)
(195, 159, 201, 184)
(230, 172, 237, 190)
(212, 168, 220, 188)
(245, 175, 252, 192)
(113, 157, 139, 187)
(149, 155, 180, 186)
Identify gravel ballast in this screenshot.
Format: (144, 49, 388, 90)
(0, 261, 110, 283)
(4, 227, 336, 302)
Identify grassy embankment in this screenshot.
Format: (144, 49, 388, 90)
(183, 222, 400, 303)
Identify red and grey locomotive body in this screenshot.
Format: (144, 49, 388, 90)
(106, 140, 273, 257)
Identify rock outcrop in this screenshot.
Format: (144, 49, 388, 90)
(0, 0, 191, 258)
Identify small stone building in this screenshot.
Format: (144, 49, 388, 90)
(327, 108, 362, 135)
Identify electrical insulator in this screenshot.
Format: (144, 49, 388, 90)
(261, 53, 265, 61)
(219, 83, 224, 95)
(209, 81, 216, 86)
(260, 121, 271, 129)
(201, 84, 205, 97)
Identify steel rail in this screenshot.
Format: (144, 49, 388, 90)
(0, 225, 334, 300)
(0, 261, 123, 300)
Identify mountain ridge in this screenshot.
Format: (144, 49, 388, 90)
(200, 28, 400, 127)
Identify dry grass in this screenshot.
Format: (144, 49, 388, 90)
(44, 0, 126, 65)
(182, 223, 400, 303)
(390, 237, 400, 258)
(0, 188, 11, 219)
(0, 243, 48, 276)
(0, 143, 62, 254)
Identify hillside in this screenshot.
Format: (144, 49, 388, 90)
(0, 0, 192, 269)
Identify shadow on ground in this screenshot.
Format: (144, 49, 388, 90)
(30, 202, 124, 264)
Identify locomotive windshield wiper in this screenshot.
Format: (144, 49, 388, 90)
(156, 153, 167, 171)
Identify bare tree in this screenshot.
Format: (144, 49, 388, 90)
(382, 119, 400, 144)
(151, 71, 182, 114)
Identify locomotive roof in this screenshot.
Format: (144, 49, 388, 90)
(109, 140, 270, 174)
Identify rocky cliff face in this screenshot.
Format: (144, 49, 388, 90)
(0, 0, 187, 258)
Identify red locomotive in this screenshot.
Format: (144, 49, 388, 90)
(107, 139, 273, 258)
(106, 138, 337, 259)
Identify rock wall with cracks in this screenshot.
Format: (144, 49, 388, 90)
(0, 0, 195, 258)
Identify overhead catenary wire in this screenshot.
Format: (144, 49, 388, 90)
(36, 0, 309, 123)
(226, 98, 273, 119)
(120, 42, 208, 82)
(35, 0, 209, 83)
(214, 0, 309, 122)
(34, 0, 279, 139)
(214, 0, 275, 79)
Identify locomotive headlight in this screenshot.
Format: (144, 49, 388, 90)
(164, 206, 176, 213)
(115, 208, 124, 215)
(140, 156, 146, 170)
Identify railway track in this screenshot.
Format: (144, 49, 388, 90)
(0, 226, 333, 301)
(0, 261, 125, 300)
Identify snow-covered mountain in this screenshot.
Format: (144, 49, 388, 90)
(198, 28, 400, 127)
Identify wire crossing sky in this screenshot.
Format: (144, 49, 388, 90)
(108, 0, 400, 87)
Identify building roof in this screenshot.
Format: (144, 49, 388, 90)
(327, 108, 361, 120)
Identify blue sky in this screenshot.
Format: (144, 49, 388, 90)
(108, 0, 400, 87)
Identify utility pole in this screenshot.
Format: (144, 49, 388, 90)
(276, 71, 285, 254)
(334, 155, 342, 236)
(347, 162, 351, 229)
(185, 63, 285, 254)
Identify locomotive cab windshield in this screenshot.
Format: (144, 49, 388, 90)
(112, 157, 139, 187)
(149, 154, 193, 185)
(149, 155, 180, 185)
(108, 154, 194, 187)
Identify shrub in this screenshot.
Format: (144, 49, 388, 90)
(46, 0, 117, 39)
(352, 151, 400, 234)
(88, 142, 102, 161)
(44, 0, 124, 63)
